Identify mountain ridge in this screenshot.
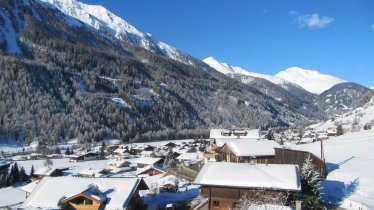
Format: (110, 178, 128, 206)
(37, 0, 211, 71)
(0, 0, 323, 145)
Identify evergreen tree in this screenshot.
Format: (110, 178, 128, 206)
(0, 168, 8, 187)
(30, 165, 35, 178)
(266, 129, 275, 140)
(19, 167, 29, 182)
(65, 147, 71, 155)
(54, 147, 61, 155)
(163, 149, 178, 172)
(301, 155, 323, 209)
(12, 163, 20, 183)
(336, 124, 344, 136)
(99, 141, 106, 159)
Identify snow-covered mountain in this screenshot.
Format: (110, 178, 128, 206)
(316, 83, 373, 115)
(203, 57, 323, 118)
(37, 0, 198, 67)
(276, 67, 346, 94)
(203, 57, 290, 86)
(311, 93, 374, 132)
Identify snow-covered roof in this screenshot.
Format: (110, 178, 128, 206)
(176, 152, 204, 161)
(0, 186, 25, 208)
(79, 168, 103, 177)
(141, 151, 154, 156)
(79, 185, 107, 202)
(113, 147, 127, 154)
(194, 162, 301, 191)
(223, 139, 279, 157)
(215, 138, 260, 148)
(20, 177, 147, 210)
(107, 159, 130, 167)
(33, 167, 58, 176)
(19, 181, 40, 194)
(136, 165, 165, 175)
(134, 157, 162, 165)
(210, 128, 260, 139)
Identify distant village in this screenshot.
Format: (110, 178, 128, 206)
(0, 127, 332, 210)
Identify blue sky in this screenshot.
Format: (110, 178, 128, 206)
(80, 0, 374, 87)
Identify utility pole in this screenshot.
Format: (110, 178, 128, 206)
(320, 138, 325, 161)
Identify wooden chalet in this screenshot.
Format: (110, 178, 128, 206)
(135, 157, 164, 168)
(209, 128, 260, 140)
(137, 165, 165, 176)
(218, 139, 279, 164)
(163, 142, 177, 148)
(33, 167, 63, 180)
(274, 147, 327, 178)
(19, 177, 148, 210)
(194, 162, 301, 210)
(69, 152, 98, 162)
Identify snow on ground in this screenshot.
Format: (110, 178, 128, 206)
(15, 158, 110, 176)
(290, 129, 374, 209)
(0, 186, 25, 208)
(111, 97, 131, 108)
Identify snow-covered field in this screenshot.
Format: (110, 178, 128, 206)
(290, 129, 374, 209)
(15, 158, 110, 176)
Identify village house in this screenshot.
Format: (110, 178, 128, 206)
(326, 128, 337, 136)
(19, 177, 148, 210)
(136, 165, 165, 177)
(33, 167, 63, 180)
(208, 128, 262, 154)
(218, 139, 279, 164)
(194, 162, 301, 210)
(176, 152, 204, 164)
(135, 157, 164, 169)
(78, 168, 105, 178)
(106, 159, 131, 170)
(69, 152, 98, 162)
(140, 150, 155, 158)
(210, 128, 260, 140)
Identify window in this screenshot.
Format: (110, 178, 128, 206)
(213, 200, 220, 208)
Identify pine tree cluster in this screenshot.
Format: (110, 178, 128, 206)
(0, 163, 31, 188)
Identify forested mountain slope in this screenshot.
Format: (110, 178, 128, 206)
(0, 0, 320, 145)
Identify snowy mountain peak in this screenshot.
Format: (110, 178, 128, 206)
(37, 0, 194, 66)
(276, 67, 346, 94)
(203, 57, 289, 86)
(203, 57, 235, 74)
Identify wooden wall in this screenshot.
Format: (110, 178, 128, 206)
(274, 148, 326, 178)
(201, 186, 295, 210)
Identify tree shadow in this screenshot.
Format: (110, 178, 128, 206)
(321, 178, 359, 206)
(326, 156, 355, 173)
